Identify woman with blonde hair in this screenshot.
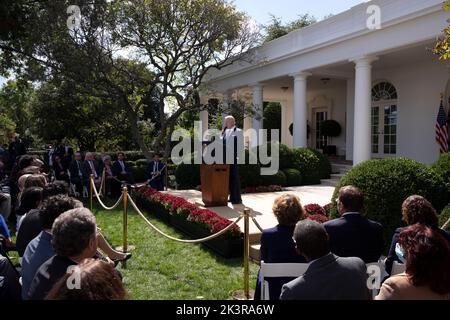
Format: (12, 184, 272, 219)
(254, 194, 306, 300)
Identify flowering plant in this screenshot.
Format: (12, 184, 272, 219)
(303, 203, 329, 224)
(137, 186, 241, 237)
(304, 203, 325, 216)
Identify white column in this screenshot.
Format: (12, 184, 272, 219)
(291, 72, 311, 148)
(222, 91, 232, 127)
(251, 84, 264, 148)
(352, 56, 378, 164)
(199, 110, 209, 139)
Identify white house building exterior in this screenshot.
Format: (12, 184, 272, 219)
(203, 0, 450, 165)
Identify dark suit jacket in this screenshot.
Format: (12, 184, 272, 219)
(27, 255, 76, 300)
(68, 160, 85, 181)
(146, 161, 165, 180)
(323, 213, 384, 263)
(112, 160, 130, 176)
(385, 226, 450, 275)
(280, 253, 371, 300)
(255, 225, 306, 300)
(82, 160, 100, 180)
(16, 209, 42, 257)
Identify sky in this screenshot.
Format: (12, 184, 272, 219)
(232, 0, 366, 25)
(0, 0, 366, 87)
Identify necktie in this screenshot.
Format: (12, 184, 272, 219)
(120, 161, 125, 172)
(153, 161, 157, 173)
(77, 161, 82, 177)
(90, 161, 97, 178)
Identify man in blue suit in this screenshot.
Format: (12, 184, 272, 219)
(222, 116, 242, 205)
(324, 186, 384, 263)
(146, 153, 165, 191)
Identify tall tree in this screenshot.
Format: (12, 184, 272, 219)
(0, 0, 257, 159)
(263, 14, 317, 43)
(434, 1, 450, 61)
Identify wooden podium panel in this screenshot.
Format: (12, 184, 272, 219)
(200, 164, 230, 207)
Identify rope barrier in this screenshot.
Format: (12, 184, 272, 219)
(251, 216, 264, 233)
(442, 217, 450, 231)
(127, 195, 243, 244)
(91, 177, 124, 210)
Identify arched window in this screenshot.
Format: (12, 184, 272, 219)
(371, 82, 398, 156)
(372, 82, 398, 102)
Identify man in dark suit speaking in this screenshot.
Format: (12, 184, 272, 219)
(221, 116, 242, 205)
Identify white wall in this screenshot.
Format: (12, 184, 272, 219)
(374, 59, 449, 165)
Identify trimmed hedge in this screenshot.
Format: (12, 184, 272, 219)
(175, 162, 201, 190)
(261, 170, 287, 187)
(130, 165, 147, 183)
(135, 159, 149, 167)
(431, 153, 450, 190)
(440, 204, 450, 231)
(283, 168, 302, 186)
(329, 158, 449, 245)
(291, 148, 322, 185)
(311, 149, 332, 179)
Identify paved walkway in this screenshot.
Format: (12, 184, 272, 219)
(165, 185, 335, 241)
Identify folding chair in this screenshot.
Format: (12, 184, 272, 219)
(260, 261, 309, 300)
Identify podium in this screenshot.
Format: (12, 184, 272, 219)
(200, 164, 230, 207)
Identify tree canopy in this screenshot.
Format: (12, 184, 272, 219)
(263, 14, 317, 43)
(0, 0, 257, 157)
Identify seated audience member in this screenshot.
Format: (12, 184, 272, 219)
(280, 220, 371, 300)
(83, 152, 101, 189)
(376, 224, 450, 300)
(112, 152, 134, 185)
(22, 173, 47, 190)
(52, 155, 69, 183)
(0, 160, 5, 181)
(15, 186, 43, 247)
(324, 186, 384, 263)
(100, 155, 117, 197)
(27, 208, 98, 300)
(15, 182, 69, 258)
(0, 252, 21, 300)
(0, 215, 15, 250)
(69, 152, 85, 196)
(146, 153, 165, 191)
(0, 189, 12, 223)
(46, 258, 126, 300)
(255, 194, 306, 300)
(385, 195, 450, 275)
(21, 195, 77, 298)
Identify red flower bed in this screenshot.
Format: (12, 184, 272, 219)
(303, 203, 329, 224)
(137, 186, 241, 237)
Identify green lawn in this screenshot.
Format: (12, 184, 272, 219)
(91, 198, 259, 300)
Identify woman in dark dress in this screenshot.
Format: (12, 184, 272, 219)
(385, 195, 450, 275)
(254, 194, 306, 300)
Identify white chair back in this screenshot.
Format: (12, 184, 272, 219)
(366, 261, 387, 299)
(391, 261, 406, 275)
(260, 261, 309, 300)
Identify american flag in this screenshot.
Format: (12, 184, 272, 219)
(436, 101, 449, 154)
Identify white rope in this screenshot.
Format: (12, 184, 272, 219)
(128, 195, 243, 244)
(91, 178, 123, 210)
(251, 216, 264, 233)
(442, 217, 450, 231)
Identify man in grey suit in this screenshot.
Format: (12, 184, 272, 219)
(280, 220, 371, 300)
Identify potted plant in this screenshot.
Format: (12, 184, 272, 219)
(319, 120, 342, 156)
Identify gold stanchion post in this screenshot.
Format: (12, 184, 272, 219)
(89, 174, 94, 212)
(243, 207, 250, 300)
(122, 185, 128, 268)
(101, 168, 106, 197)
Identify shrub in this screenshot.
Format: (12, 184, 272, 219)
(279, 144, 296, 170)
(135, 159, 149, 167)
(291, 148, 322, 185)
(431, 153, 450, 190)
(175, 162, 200, 190)
(239, 149, 262, 188)
(261, 170, 287, 187)
(310, 149, 332, 179)
(329, 158, 449, 245)
(130, 165, 147, 183)
(440, 204, 450, 231)
(320, 120, 342, 137)
(282, 168, 302, 186)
